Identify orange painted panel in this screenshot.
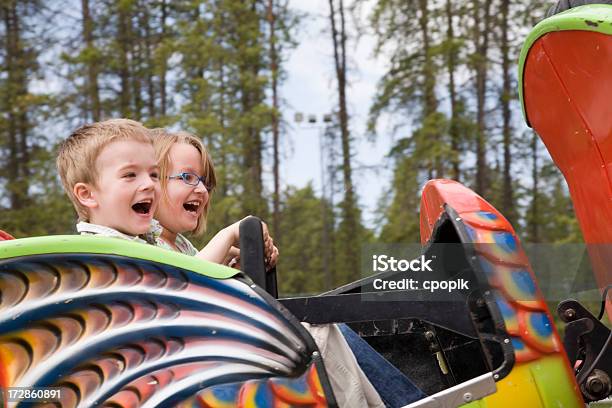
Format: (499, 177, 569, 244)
(540, 31, 612, 164)
(420, 179, 494, 245)
(523, 31, 612, 319)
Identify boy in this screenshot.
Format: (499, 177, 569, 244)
(57, 118, 161, 241)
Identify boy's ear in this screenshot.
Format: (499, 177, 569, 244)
(73, 182, 98, 209)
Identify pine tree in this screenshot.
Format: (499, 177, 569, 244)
(174, 0, 295, 246)
(368, 0, 450, 243)
(470, 0, 492, 196)
(277, 185, 333, 295)
(499, 0, 516, 224)
(1, 0, 32, 210)
(81, 0, 101, 121)
(0, 1, 74, 237)
(526, 134, 582, 244)
(268, 0, 281, 239)
(444, 0, 462, 181)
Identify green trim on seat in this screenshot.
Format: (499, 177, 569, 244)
(518, 4, 612, 127)
(0, 235, 237, 279)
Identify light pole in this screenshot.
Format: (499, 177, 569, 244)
(295, 112, 335, 290)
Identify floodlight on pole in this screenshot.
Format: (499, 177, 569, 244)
(294, 111, 336, 290)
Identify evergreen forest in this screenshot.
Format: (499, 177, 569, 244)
(0, 0, 585, 296)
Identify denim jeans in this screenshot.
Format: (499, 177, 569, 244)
(338, 323, 426, 408)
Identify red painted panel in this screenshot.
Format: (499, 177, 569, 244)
(541, 31, 612, 165)
(524, 31, 612, 319)
(420, 179, 494, 245)
(0, 230, 14, 241)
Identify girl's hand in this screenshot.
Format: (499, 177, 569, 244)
(224, 246, 241, 269)
(261, 221, 279, 269)
(266, 244, 279, 270)
(197, 216, 272, 266)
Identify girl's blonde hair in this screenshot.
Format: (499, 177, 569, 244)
(152, 129, 216, 235)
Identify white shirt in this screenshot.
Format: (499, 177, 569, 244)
(76, 220, 162, 244)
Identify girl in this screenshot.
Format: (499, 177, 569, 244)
(153, 130, 424, 408)
(150, 129, 403, 408)
(151, 129, 278, 267)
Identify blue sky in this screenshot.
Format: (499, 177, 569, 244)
(277, 0, 394, 229)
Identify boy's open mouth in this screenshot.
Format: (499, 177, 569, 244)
(132, 199, 153, 215)
(183, 200, 201, 214)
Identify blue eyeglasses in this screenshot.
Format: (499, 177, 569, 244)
(168, 172, 212, 191)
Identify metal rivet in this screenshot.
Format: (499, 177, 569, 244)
(463, 392, 473, 402)
(494, 374, 500, 380)
(424, 331, 435, 341)
(504, 338, 510, 344)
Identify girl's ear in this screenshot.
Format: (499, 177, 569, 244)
(73, 182, 98, 209)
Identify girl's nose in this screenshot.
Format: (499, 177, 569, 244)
(194, 181, 209, 194)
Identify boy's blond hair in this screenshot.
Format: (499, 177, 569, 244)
(151, 129, 216, 235)
(57, 118, 152, 221)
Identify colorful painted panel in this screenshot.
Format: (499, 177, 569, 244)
(179, 365, 327, 407)
(0, 249, 334, 407)
(420, 179, 583, 407)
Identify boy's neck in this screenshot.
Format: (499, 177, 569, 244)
(88, 217, 137, 238)
(77, 221, 142, 241)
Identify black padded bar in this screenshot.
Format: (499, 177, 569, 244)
(239, 216, 278, 297)
(266, 266, 278, 298)
(239, 216, 266, 288)
(280, 291, 478, 337)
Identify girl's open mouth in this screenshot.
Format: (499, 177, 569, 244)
(183, 200, 201, 214)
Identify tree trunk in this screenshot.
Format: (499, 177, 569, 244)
(267, 0, 281, 239)
(132, 3, 143, 120)
(159, 0, 167, 116)
(474, 0, 492, 195)
(3, 3, 19, 209)
(241, 0, 265, 216)
(445, 0, 460, 181)
(142, 2, 156, 118)
(81, 0, 101, 121)
(218, 62, 226, 194)
(118, 3, 132, 117)
(2, 1, 29, 209)
(500, 0, 514, 224)
(418, 0, 441, 177)
(329, 0, 358, 283)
